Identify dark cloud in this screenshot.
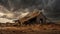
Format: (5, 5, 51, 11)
(0, 0, 60, 22)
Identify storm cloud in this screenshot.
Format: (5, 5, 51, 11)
(0, 0, 60, 22)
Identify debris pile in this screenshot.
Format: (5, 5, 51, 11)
(0, 10, 52, 27)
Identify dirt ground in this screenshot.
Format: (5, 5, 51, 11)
(0, 23, 60, 34)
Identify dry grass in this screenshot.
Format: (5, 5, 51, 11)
(0, 23, 60, 32)
(0, 23, 60, 34)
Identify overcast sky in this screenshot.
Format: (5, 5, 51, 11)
(0, 0, 60, 22)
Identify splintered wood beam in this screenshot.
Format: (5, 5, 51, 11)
(19, 12, 40, 23)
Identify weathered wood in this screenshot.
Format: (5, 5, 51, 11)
(18, 11, 52, 25)
(19, 11, 40, 24)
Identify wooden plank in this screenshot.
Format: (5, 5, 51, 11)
(19, 11, 40, 23)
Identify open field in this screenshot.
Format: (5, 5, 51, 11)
(0, 23, 60, 34)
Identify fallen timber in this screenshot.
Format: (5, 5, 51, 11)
(19, 11, 40, 25)
(18, 11, 53, 25)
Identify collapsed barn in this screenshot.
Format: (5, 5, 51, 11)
(0, 10, 52, 27)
